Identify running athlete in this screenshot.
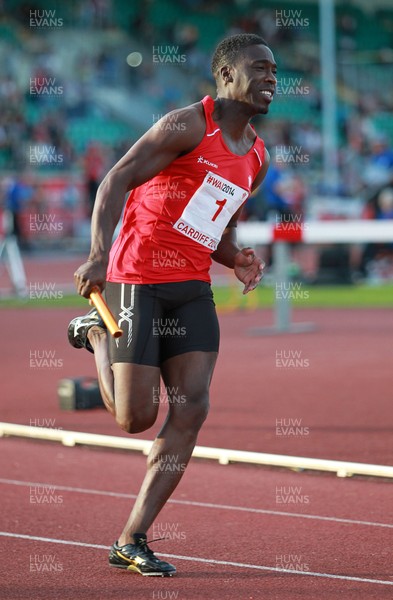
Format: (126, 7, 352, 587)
(68, 33, 276, 576)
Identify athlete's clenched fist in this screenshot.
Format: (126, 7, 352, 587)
(74, 260, 107, 298)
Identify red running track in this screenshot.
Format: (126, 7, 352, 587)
(0, 437, 392, 600)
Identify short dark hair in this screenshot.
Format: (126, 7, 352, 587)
(211, 33, 268, 79)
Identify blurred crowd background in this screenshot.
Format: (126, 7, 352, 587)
(0, 0, 392, 283)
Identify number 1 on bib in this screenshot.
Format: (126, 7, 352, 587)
(212, 199, 227, 222)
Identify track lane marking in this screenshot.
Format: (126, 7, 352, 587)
(1, 531, 392, 586)
(0, 477, 392, 529)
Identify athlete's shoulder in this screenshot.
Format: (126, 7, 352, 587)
(158, 101, 206, 135)
(152, 101, 206, 156)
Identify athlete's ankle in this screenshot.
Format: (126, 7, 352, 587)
(118, 533, 138, 547)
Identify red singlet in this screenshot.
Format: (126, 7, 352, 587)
(107, 96, 265, 284)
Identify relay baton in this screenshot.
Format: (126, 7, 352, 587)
(90, 288, 123, 338)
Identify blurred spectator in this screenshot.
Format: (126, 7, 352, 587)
(360, 186, 393, 279)
(362, 136, 393, 188)
(95, 48, 118, 84)
(337, 12, 358, 51)
(83, 142, 106, 216)
(377, 187, 393, 219)
(280, 173, 307, 217)
(260, 164, 292, 221)
(76, 0, 113, 29)
(62, 176, 82, 236)
(3, 174, 34, 248)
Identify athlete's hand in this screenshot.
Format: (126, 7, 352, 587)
(74, 260, 107, 298)
(234, 248, 265, 294)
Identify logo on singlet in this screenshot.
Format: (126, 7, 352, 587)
(197, 156, 218, 169)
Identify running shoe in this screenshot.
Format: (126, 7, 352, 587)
(67, 308, 105, 354)
(109, 533, 176, 577)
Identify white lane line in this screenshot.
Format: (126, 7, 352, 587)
(1, 531, 392, 587)
(1, 477, 392, 529)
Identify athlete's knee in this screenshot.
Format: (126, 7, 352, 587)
(172, 393, 210, 434)
(192, 396, 210, 428)
(116, 409, 157, 434)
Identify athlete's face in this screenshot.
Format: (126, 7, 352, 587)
(227, 45, 277, 114)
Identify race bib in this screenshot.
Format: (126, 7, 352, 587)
(173, 171, 248, 250)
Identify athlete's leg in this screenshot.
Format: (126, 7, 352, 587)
(117, 350, 217, 545)
(111, 363, 160, 433)
(86, 281, 163, 428)
(86, 329, 161, 432)
(87, 325, 115, 416)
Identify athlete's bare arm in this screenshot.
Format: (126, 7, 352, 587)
(74, 104, 206, 298)
(211, 148, 270, 293)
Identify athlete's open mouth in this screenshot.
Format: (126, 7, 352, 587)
(260, 90, 274, 100)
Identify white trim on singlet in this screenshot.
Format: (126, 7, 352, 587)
(253, 148, 262, 166)
(206, 128, 220, 137)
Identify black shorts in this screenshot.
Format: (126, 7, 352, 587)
(105, 280, 220, 367)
